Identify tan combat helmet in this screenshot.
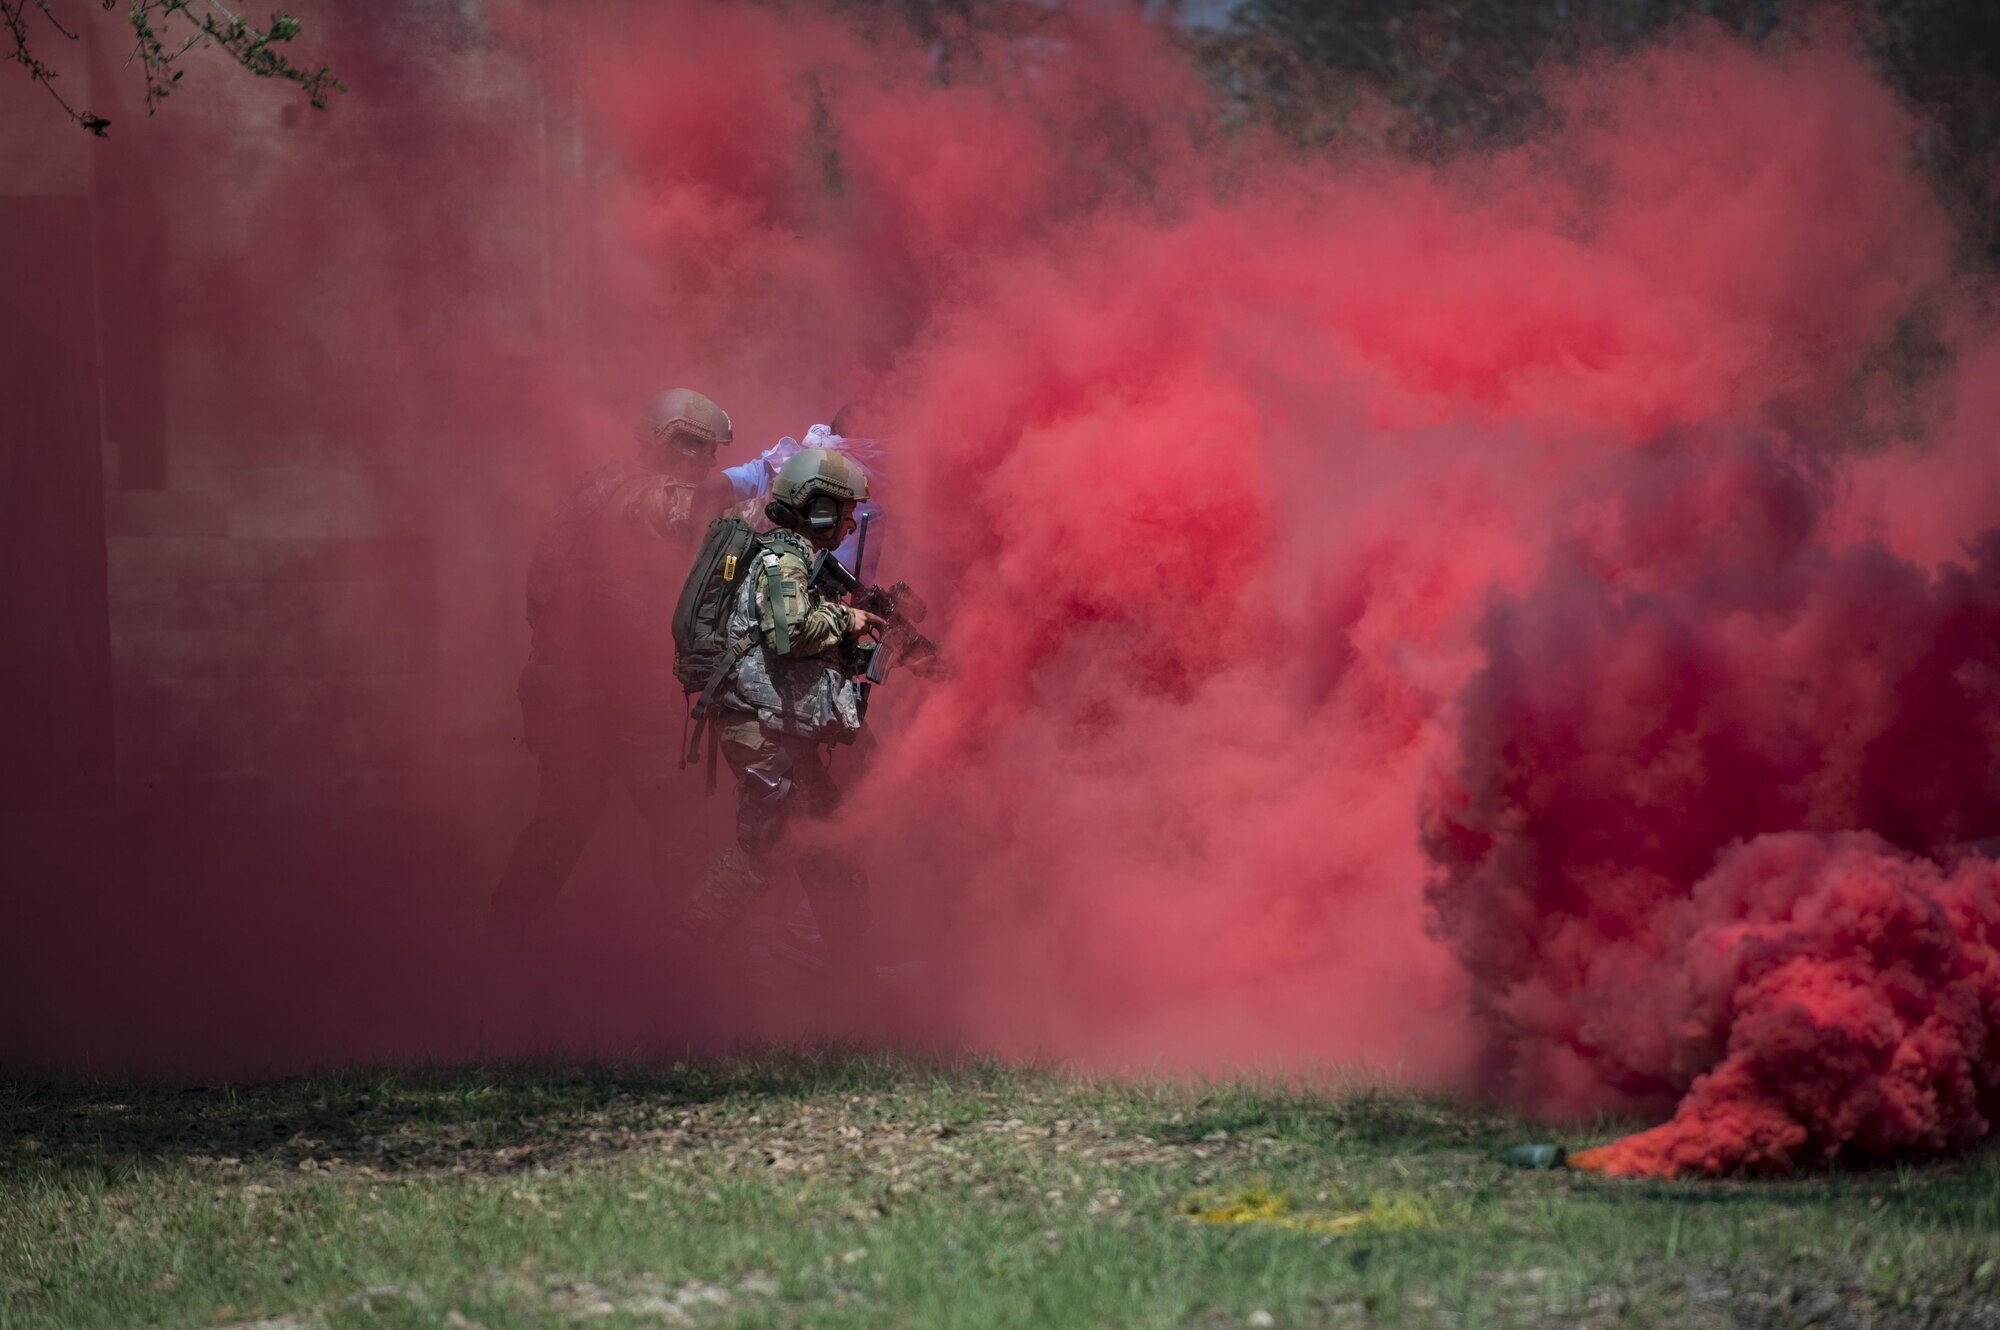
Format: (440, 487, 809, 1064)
(637, 388, 733, 454)
(768, 446, 869, 533)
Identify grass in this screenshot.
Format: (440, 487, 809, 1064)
(3, 1050, 1997, 1329)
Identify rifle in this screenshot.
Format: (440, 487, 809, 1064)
(807, 547, 942, 685)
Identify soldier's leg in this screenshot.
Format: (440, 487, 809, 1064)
(794, 852, 873, 978)
(682, 721, 795, 940)
(781, 740, 874, 978)
(487, 730, 610, 941)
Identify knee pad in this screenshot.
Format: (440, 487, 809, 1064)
(737, 750, 798, 854)
(744, 766, 795, 806)
(742, 742, 797, 799)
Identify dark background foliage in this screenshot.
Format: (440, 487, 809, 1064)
(1201, 0, 2000, 261)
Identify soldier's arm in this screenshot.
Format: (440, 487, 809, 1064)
(757, 555, 850, 658)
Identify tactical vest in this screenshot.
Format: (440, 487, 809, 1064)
(719, 534, 863, 744)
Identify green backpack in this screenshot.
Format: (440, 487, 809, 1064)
(672, 516, 762, 695)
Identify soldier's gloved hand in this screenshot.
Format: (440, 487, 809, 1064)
(843, 606, 886, 638)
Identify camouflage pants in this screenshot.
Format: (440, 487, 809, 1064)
(487, 719, 695, 939)
(683, 714, 872, 975)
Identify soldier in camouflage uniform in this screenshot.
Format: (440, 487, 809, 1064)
(683, 448, 885, 977)
(485, 389, 735, 942)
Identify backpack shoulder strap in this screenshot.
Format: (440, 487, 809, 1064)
(684, 632, 759, 796)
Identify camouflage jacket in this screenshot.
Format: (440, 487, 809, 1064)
(717, 528, 864, 743)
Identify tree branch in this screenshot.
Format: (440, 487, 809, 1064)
(3, 0, 110, 133)
(5, 0, 344, 134)
(115, 0, 345, 117)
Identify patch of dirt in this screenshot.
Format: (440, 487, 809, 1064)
(3, 1079, 1299, 1188)
(540, 1270, 778, 1323)
(1500, 1265, 2000, 1330)
(656, 1101, 1303, 1196)
(1694, 1267, 2000, 1330)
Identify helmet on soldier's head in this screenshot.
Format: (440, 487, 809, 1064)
(636, 388, 733, 455)
(767, 446, 869, 533)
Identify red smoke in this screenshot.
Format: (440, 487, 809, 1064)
(1423, 431, 2000, 1173)
(3, 0, 1997, 1178)
(1567, 833, 2000, 1177)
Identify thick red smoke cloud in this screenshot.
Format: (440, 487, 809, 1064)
(1566, 832, 2000, 1177)
(4, 1, 1996, 1176)
(1424, 433, 2000, 1172)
